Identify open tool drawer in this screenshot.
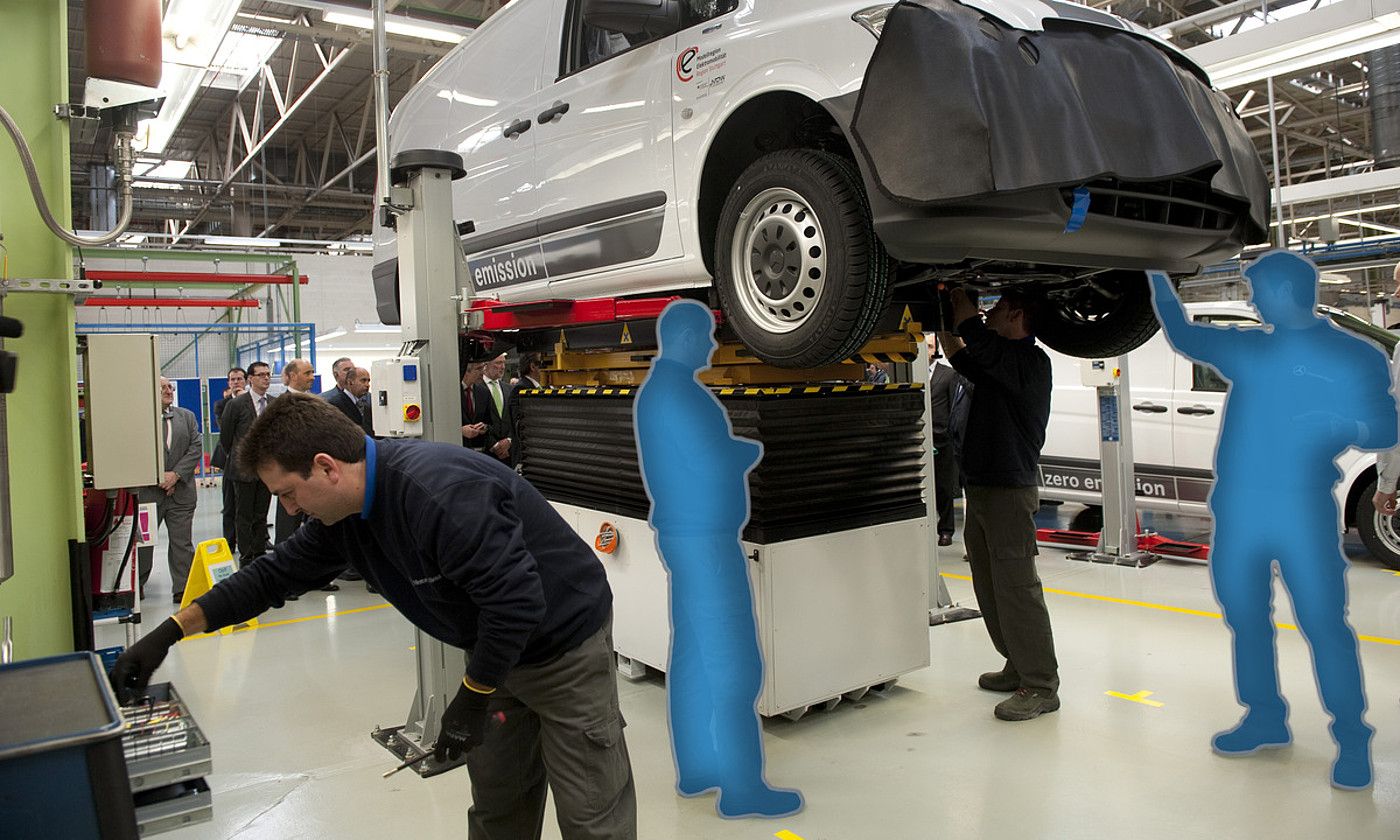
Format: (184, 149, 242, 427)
(121, 682, 212, 836)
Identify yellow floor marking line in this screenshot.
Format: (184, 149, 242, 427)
(940, 572, 1400, 646)
(1105, 689, 1165, 708)
(775, 831, 805, 840)
(184, 603, 394, 640)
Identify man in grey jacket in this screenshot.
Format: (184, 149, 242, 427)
(139, 376, 203, 602)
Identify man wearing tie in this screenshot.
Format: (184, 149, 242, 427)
(220, 361, 275, 566)
(327, 366, 374, 435)
(139, 377, 202, 603)
(482, 352, 513, 464)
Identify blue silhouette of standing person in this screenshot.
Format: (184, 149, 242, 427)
(634, 299, 804, 819)
(1149, 250, 1398, 790)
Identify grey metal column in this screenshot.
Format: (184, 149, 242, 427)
(371, 150, 471, 775)
(918, 338, 980, 625)
(1067, 356, 1155, 567)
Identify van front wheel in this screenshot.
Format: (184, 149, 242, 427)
(1357, 478, 1400, 570)
(714, 150, 891, 368)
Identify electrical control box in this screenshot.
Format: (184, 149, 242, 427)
(1080, 358, 1119, 388)
(83, 334, 161, 490)
(371, 357, 424, 438)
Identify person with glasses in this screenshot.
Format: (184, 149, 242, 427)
(220, 361, 275, 567)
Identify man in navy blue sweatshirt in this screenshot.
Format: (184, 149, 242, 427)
(110, 392, 636, 840)
(937, 288, 1059, 723)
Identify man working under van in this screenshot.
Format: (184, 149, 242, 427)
(110, 392, 637, 840)
(937, 288, 1059, 721)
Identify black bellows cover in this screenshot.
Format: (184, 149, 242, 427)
(517, 388, 928, 544)
(850, 0, 1269, 243)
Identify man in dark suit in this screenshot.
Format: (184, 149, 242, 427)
(326, 366, 373, 434)
(461, 354, 492, 452)
(139, 376, 203, 602)
(318, 356, 354, 399)
(212, 366, 246, 553)
(220, 361, 274, 566)
(929, 343, 971, 546)
(481, 351, 513, 464)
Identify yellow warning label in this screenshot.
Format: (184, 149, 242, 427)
(620, 324, 633, 345)
(898, 306, 914, 331)
(182, 538, 258, 634)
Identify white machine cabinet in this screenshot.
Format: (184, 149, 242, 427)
(554, 503, 931, 718)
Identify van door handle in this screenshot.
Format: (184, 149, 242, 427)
(504, 119, 532, 139)
(1133, 403, 1168, 413)
(537, 102, 570, 124)
(1177, 406, 1216, 416)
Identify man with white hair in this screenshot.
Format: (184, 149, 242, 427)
(139, 376, 202, 603)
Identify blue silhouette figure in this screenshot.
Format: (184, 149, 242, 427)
(634, 300, 804, 818)
(1149, 250, 1398, 790)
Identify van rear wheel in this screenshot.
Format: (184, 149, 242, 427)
(715, 149, 891, 368)
(1356, 478, 1400, 570)
(1035, 271, 1160, 359)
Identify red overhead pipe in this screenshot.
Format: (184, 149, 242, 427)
(81, 297, 262, 308)
(86, 270, 308, 285)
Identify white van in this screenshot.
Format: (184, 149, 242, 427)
(374, 0, 1269, 368)
(1038, 301, 1400, 568)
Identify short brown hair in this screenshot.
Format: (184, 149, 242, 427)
(998, 290, 1040, 336)
(237, 391, 366, 477)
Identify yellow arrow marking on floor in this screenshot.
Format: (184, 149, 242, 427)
(939, 572, 1400, 646)
(775, 832, 805, 840)
(1105, 689, 1164, 708)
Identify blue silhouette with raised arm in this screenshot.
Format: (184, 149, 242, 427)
(1149, 250, 1398, 791)
(634, 299, 804, 819)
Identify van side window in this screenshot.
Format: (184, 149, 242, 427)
(682, 0, 739, 25)
(565, 1, 675, 75)
(1190, 313, 1258, 393)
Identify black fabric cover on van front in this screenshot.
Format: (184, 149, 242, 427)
(516, 387, 928, 544)
(850, 0, 1269, 243)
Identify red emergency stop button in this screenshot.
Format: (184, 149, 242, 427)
(404, 404, 422, 422)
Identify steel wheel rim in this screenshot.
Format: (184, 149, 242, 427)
(729, 187, 829, 335)
(1377, 511, 1400, 561)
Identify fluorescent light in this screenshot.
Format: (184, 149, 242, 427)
(317, 328, 348, 341)
(353, 324, 402, 334)
(1189, 0, 1400, 89)
(323, 11, 466, 43)
(203, 236, 285, 248)
(1319, 272, 1352, 284)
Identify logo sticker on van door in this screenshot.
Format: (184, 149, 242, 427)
(677, 47, 699, 82)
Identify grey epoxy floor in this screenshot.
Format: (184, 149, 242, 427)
(103, 487, 1400, 839)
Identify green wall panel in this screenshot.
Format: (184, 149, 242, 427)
(0, 0, 86, 659)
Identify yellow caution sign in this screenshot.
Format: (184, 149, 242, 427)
(898, 305, 914, 332)
(181, 538, 258, 634)
(620, 323, 633, 345)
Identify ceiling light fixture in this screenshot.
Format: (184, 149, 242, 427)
(323, 10, 467, 43)
(202, 236, 285, 248)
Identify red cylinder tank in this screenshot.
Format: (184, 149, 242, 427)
(85, 0, 163, 89)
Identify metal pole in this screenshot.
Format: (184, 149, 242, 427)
(1262, 0, 1287, 248)
(373, 0, 394, 227)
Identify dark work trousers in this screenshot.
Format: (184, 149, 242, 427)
(964, 484, 1059, 693)
(465, 614, 637, 840)
(233, 479, 271, 565)
(221, 475, 238, 553)
(933, 449, 960, 537)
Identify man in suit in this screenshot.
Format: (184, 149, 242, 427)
(326, 366, 373, 434)
(928, 337, 972, 546)
(272, 360, 340, 596)
(220, 361, 274, 566)
(319, 356, 354, 399)
(139, 377, 203, 603)
(461, 353, 492, 451)
(212, 366, 246, 553)
(481, 352, 513, 464)
(507, 353, 544, 468)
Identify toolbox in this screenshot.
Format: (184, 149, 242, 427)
(120, 682, 214, 836)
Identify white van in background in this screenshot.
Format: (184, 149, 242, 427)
(1038, 301, 1400, 569)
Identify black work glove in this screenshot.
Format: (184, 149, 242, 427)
(108, 617, 184, 705)
(434, 680, 492, 762)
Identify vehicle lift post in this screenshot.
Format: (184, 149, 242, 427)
(368, 149, 472, 774)
(1066, 356, 1157, 567)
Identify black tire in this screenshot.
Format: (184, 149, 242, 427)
(714, 149, 891, 368)
(1356, 477, 1400, 570)
(1035, 271, 1161, 359)
(1068, 505, 1104, 533)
